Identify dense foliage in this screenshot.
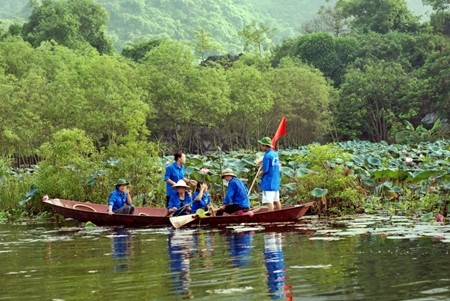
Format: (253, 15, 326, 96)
(0, 0, 449, 219)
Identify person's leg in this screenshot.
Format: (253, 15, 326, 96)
(114, 205, 131, 214)
(274, 191, 281, 210)
(224, 204, 245, 215)
(166, 195, 171, 208)
(262, 191, 275, 211)
(129, 205, 135, 215)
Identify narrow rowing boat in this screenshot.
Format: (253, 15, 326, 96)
(43, 198, 313, 228)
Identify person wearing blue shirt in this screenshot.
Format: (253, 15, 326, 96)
(108, 178, 135, 215)
(164, 152, 197, 207)
(191, 181, 211, 213)
(258, 137, 281, 211)
(168, 180, 193, 216)
(216, 168, 251, 216)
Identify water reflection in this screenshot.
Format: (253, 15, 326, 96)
(168, 231, 194, 299)
(111, 227, 133, 272)
(226, 231, 254, 268)
(264, 232, 292, 300)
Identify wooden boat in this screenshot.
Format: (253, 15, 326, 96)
(43, 198, 313, 228)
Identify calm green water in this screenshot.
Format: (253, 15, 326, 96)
(1, 216, 449, 301)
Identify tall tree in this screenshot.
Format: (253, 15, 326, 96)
(22, 0, 112, 54)
(192, 28, 223, 60)
(238, 21, 275, 55)
(336, 59, 420, 141)
(301, 1, 350, 36)
(336, 0, 421, 34)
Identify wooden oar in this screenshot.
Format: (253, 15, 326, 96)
(248, 166, 261, 196)
(170, 209, 207, 228)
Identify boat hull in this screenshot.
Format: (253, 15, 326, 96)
(44, 199, 313, 228)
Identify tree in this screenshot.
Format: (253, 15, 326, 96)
(415, 48, 450, 119)
(301, 1, 350, 37)
(430, 10, 450, 36)
(238, 21, 275, 55)
(192, 28, 223, 60)
(266, 59, 334, 144)
(291, 33, 360, 86)
(222, 60, 274, 148)
(336, 0, 421, 34)
(140, 40, 231, 151)
(335, 59, 420, 141)
(422, 0, 450, 11)
(22, 0, 112, 54)
(121, 38, 164, 62)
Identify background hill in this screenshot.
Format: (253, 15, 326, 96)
(0, 0, 432, 52)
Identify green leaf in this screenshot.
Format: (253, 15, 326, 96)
(311, 188, 328, 198)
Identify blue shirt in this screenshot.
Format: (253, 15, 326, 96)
(168, 192, 192, 210)
(223, 177, 250, 208)
(108, 189, 129, 211)
(260, 149, 281, 191)
(191, 191, 211, 212)
(164, 162, 185, 197)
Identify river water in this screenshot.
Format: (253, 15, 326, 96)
(1, 215, 449, 300)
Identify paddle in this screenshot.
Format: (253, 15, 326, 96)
(248, 166, 261, 196)
(170, 209, 207, 228)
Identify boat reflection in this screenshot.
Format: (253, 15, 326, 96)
(168, 231, 194, 298)
(111, 227, 133, 272)
(264, 232, 292, 300)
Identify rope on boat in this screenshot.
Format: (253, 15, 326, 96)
(73, 204, 97, 212)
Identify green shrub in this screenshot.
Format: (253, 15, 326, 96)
(293, 143, 366, 215)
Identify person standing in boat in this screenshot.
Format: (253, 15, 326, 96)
(168, 180, 192, 216)
(216, 168, 251, 216)
(108, 178, 135, 215)
(164, 152, 197, 207)
(191, 181, 212, 214)
(258, 137, 281, 211)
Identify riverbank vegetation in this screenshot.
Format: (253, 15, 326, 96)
(0, 0, 449, 220)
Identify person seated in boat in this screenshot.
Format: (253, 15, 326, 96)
(108, 178, 135, 215)
(168, 180, 192, 216)
(191, 181, 212, 215)
(216, 168, 251, 216)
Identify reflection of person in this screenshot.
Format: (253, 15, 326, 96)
(168, 232, 193, 298)
(168, 180, 192, 216)
(108, 178, 135, 215)
(112, 228, 133, 272)
(216, 168, 251, 216)
(258, 137, 281, 211)
(191, 181, 211, 213)
(264, 232, 291, 300)
(164, 152, 197, 207)
(226, 232, 254, 268)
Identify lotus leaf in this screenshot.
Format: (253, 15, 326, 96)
(311, 188, 328, 197)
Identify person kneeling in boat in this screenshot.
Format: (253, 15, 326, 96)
(216, 168, 251, 216)
(108, 179, 135, 215)
(168, 180, 192, 216)
(191, 181, 213, 216)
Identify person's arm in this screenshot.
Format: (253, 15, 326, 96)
(194, 184, 206, 201)
(259, 154, 270, 177)
(108, 193, 115, 215)
(165, 167, 176, 186)
(124, 187, 132, 205)
(222, 181, 235, 208)
(183, 178, 197, 187)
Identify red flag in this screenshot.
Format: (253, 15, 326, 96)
(271, 116, 286, 149)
